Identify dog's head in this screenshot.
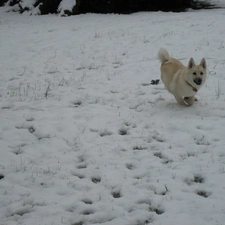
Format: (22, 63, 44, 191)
(186, 57, 207, 91)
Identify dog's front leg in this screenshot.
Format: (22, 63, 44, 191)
(184, 96, 195, 106)
(174, 94, 187, 105)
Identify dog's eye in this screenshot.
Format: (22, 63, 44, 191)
(200, 72, 203, 75)
(193, 72, 197, 75)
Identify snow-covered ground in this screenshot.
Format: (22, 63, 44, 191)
(0, 6, 225, 225)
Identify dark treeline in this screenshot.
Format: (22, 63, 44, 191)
(0, 0, 214, 15)
(80, 0, 192, 13)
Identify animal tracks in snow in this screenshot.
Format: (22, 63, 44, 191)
(1, 8, 225, 225)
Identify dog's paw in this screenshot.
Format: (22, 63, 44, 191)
(184, 96, 196, 106)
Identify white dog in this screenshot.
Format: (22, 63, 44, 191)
(158, 48, 206, 106)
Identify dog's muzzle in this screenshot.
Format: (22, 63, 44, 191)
(194, 78, 202, 85)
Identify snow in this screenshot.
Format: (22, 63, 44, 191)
(3, 0, 76, 15)
(0, 5, 225, 225)
(58, 0, 76, 16)
(209, 0, 225, 7)
(19, 0, 36, 10)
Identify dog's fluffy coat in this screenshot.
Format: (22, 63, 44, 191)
(158, 48, 206, 106)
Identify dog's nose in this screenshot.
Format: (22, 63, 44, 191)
(194, 78, 202, 85)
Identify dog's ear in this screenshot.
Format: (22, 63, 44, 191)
(200, 58, 206, 69)
(188, 58, 195, 69)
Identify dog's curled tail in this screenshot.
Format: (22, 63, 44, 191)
(158, 48, 170, 63)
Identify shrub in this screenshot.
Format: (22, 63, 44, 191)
(1, 0, 215, 15)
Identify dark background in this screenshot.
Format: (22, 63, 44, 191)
(0, 0, 215, 15)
